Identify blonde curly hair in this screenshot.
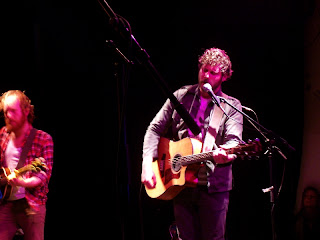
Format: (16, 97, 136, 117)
(198, 47, 233, 80)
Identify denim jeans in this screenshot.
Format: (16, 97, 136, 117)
(0, 198, 46, 240)
(174, 187, 229, 240)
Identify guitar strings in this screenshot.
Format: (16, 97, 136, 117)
(166, 143, 259, 166)
(168, 152, 213, 166)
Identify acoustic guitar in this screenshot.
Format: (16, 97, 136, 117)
(145, 137, 262, 200)
(0, 159, 48, 202)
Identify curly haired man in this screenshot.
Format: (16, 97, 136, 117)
(142, 47, 243, 239)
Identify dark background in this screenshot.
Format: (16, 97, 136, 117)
(1, 0, 303, 239)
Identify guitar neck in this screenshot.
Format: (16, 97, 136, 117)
(15, 165, 33, 176)
(179, 143, 260, 166)
(180, 152, 213, 166)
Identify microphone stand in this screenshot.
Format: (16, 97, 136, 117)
(219, 97, 295, 240)
(98, 0, 201, 136)
(98, 1, 200, 240)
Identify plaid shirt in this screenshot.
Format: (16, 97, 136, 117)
(0, 126, 53, 209)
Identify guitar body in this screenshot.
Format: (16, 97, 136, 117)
(0, 159, 48, 202)
(0, 167, 13, 201)
(145, 137, 262, 200)
(146, 137, 203, 200)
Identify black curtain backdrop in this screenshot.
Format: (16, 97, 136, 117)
(0, 0, 303, 239)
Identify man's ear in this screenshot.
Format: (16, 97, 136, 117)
(23, 107, 30, 118)
(222, 75, 228, 82)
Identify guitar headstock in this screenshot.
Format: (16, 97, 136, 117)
(30, 158, 48, 173)
(227, 139, 262, 159)
(16, 158, 49, 176)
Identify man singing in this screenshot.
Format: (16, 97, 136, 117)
(142, 47, 243, 239)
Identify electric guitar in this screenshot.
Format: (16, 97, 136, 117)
(0, 159, 48, 202)
(145, 137, 262, 200)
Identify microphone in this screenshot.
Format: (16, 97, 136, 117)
(202, 83, 221, 108)
(202, 83, 230, 119)
(242, 106, 254, 112)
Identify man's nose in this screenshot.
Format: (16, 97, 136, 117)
(204, 72, 209, 78)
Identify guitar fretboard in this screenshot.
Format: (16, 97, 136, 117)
(172, 151, 214, 166)
(170, 142, 261, 167)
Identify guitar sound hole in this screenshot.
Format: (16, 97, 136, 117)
(171, 154, 182, 172)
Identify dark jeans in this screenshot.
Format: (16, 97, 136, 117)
(173, 187, 229, 240)
(0, 198, 46, 240)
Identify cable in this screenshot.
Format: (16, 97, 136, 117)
(242, 106, 260, 124)
(139, 183, 145, 240)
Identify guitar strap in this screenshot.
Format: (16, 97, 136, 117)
(16, 128, 37, 170)
(197, 97, 227, 183)
(202, 94, 228, 153)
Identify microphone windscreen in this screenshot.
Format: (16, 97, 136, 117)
(202, 83, 212, 93)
